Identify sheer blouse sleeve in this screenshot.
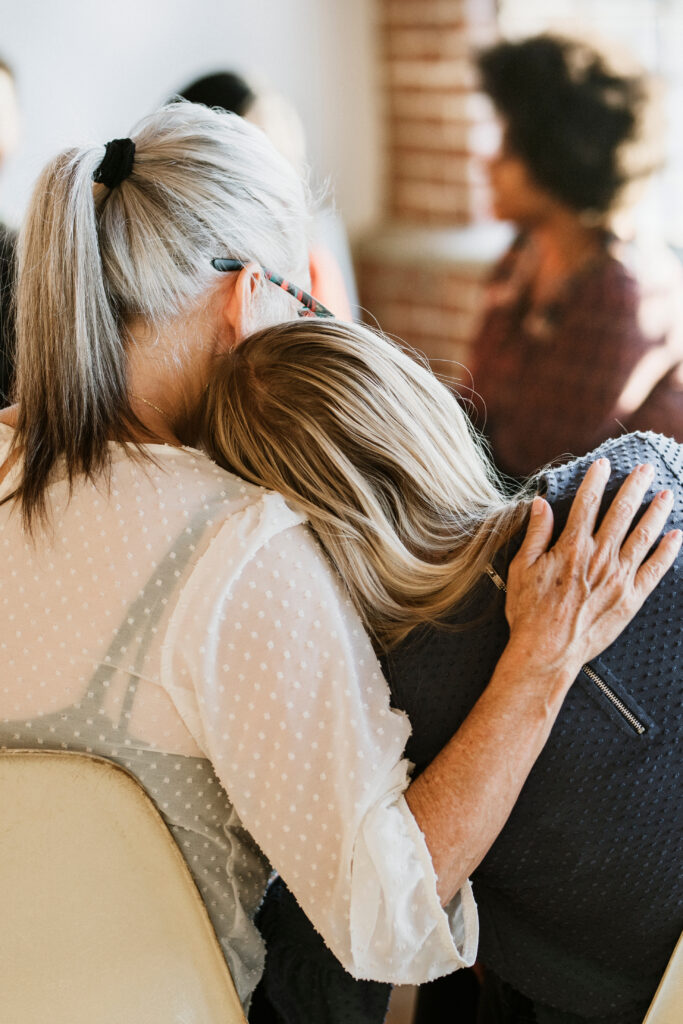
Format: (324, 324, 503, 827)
(161, 492, 478, 983)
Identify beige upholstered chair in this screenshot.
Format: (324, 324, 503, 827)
(643, 931, 683, 1024)
(0, 748, 248, 1024)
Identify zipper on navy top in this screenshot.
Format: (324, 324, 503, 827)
(579, 663, 646, 735)
(484, 563, 647, 736)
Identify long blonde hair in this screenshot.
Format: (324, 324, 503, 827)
(202, 320, 530, 649)
(10, 102, 310, 530)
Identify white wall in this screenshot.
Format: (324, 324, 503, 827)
(0, 0, 382, 235)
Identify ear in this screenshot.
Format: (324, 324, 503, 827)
(217, 262, 261, 350)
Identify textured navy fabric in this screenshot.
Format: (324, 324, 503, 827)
(385, 432, 683, 1023)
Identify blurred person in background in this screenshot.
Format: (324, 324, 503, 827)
(467, 33, 683, 479)
(175, 71, 358, 320)
(0, 57, 19, 405)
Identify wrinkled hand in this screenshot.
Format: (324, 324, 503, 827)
(505, 459, 681, 677)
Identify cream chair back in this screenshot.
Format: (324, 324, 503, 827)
(0, 748, 248, 1024)
(643, 931, 683, 1024)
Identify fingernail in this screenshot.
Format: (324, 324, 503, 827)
(531, 496, 546, 516)
(596, 458, 610, 474)
(667, 529, 682, 543)
(639, 463, 654, 478)
(657, 489, 673, 502)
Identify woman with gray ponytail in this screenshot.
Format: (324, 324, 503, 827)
(0, 103, 677, 1016)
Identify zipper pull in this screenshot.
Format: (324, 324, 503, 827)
(485, 563, 507, 593)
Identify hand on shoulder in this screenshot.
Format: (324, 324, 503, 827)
(506, 458, 681, 681)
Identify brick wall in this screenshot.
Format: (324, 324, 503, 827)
(383, 0, 496, 225)
(355, 0, 504, 370)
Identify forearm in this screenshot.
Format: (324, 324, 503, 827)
(405, 640, 578, 905)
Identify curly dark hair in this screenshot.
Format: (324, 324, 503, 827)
(477, 34, 665, 214)
(174, 71, 256, 117)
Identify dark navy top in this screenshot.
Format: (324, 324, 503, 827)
(385, 432, 683, 1023)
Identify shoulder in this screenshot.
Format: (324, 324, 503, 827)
(103, 444, 308, 566)
(543, 433, 681, 492)
(113, 443, 269, 513)
(539, 433, 683, 536)
(164, 483, 309, 605)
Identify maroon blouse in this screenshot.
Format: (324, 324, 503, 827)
(468, 233, 683, 478)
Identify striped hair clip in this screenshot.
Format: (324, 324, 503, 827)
(211, 258, 334, 319)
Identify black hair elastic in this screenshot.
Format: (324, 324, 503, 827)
(93, 137, 136, 188)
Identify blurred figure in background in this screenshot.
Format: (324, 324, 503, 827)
(0, 58, 19, 405)
(468, 33, 683, 479)
(175, 71, 358, 320)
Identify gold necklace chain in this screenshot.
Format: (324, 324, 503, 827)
(131, 392, 174, 430)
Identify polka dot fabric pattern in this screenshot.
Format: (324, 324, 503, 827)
(0, 426, 476, 1009)
(385, 432, 683, 1024)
